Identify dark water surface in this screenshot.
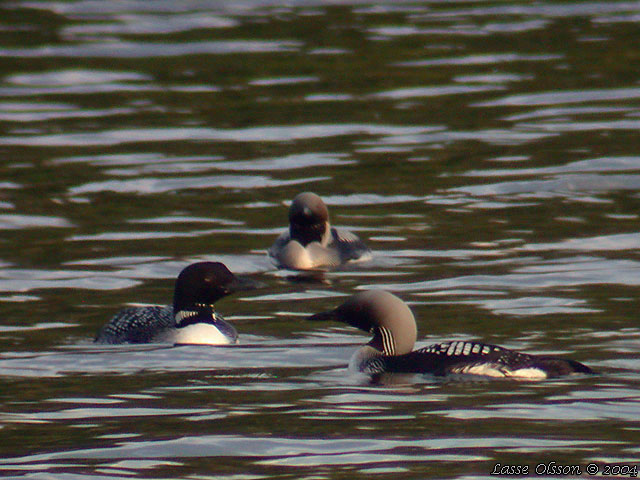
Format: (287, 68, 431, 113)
(1, 1, 640, 478)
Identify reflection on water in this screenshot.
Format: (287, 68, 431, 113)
(1, 0, 640, 478)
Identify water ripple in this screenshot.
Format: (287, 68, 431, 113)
(418, 2, 640, 18)
(6, 70, 150, 86)
(373, 20, 550, 37)
(0, 214, 74, 229)
(396, 53, 562, 67)
(62, 12, 239, 36)
(461, 156, 640, 177)
(0, 40, 302, 58)
(451, 174, 640, 197)
(68, 174, 326, 195)
(372, 256, 640, 292)
(475, 87, 640, 107)
(370, 84, 504, 100)
(0, 434, 603, 467)
(98, 153, 355, 176)
(1, 124, 440, 147)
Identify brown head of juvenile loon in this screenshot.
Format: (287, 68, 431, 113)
(269, 192, 371, 270)
(95, 262, 259, 345)
(309, 290, 593, 379)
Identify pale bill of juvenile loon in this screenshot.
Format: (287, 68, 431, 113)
(268, 191, 371, 270)
(309, 290, 593, 379)
(94, 262, 259, 345)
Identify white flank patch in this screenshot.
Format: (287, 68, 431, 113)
(173, 324, 234, 345)
(505, 367, 548, 380)
(451, 364, 548, 380)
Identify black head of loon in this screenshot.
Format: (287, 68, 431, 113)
(309, 290, 593, 379)
(173, 261, 257, 317)
(288, 191, 330, 246)
(94, 261, 260, 345)
(170, 261, 259, 344)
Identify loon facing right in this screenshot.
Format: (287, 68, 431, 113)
(309, 290, 593, 379)
(95, 262, 258, 345)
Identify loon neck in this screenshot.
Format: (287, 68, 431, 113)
(368, 326, 401, 356)
(175, 304, 216, 327)
(290, 222, 330, 247)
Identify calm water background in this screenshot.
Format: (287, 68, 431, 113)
(1, 1, 640, 478)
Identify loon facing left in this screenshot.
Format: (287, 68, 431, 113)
(309, 290, 593, 380)
(94, 262, 260, 345)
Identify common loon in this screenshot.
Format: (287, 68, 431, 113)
(269, 192, 371, 270)
(309, 290, 593, 379)
(95, 262, 258, 345)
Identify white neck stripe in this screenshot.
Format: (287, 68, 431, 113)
(380, 326, 395, 356)
(175, 304, 217, 324)
(175, 310, 198, 325)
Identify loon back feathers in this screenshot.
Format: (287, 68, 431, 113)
(309, 290, 593, 379)
(95, 305, 173, 344)
(373, 341, 592, 378)
(330, 228, 371, 263)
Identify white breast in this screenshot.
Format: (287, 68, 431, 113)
(172, 323, 236, 345)
(349, 345, 382, 372)
(276, 240, 340, 270)
(505, 367, 547, 380)
(278, 240, 314, 270)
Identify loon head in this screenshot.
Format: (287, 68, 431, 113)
(288, 192, 330, 246)
(172, 262, 258, 319)
(309, 290, 417, 356)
